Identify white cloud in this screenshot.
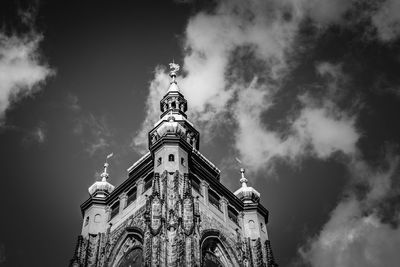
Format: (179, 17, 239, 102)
(300, 157, 400, 267)
(372, 0, 400, 42)
(293, 97, 358, 159)
(0, 32, 54, 124)
(233, 79, 359, 172)
(133, 0, 364, 169)
(131, 66, 170, 153)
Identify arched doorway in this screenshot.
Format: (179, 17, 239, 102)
(200, 230, 236, 267)
(116, 247, 143, 267)
(108, 227, 144, 267)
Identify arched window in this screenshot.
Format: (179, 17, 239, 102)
(94, 214, 101, 223)
(201, 231, 236, 266)
(84, 216, 89, 226)
(208, 189, 221, 211)
(127, 187, 137, 206)
(157, 157, 162, 166)
(181, 157, 185, 166)
(191, 174, 201, 193)
(143, 173, 152, 192)
(168, 154, 175, 162)
(228, 206, 239, 225)
(110, 201, 120, 220)
(249, 220, 255, 230)
(117, 247, 143, 267)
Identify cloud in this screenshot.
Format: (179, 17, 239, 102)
(300, 156, 400, 267)
(372, 0, 400, 42)
(66, 93, 81, 113)
(131, 66, 170, 153)
(74, 113, 113, 156)
(31, 123, 46, 143)
(133, 0, 302, 153)
(133, 0, 368, 171)
(233, 78, 359, 172)
(0, 32, 54, 124)
(19, 121, 47, 145)
(293, 96, 358, 159)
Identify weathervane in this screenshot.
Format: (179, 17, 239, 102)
(169, 61, 180, 83)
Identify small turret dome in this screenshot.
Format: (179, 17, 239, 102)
(234, 168, 260, 203)
(88, 161, 114, 198)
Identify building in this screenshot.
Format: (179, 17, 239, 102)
(70, 63, 278, 267)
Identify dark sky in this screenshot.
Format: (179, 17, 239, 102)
(1, 0, 400, 266)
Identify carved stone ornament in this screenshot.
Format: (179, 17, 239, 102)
(183, 198, 195, 235)
(150, 196, 163, 235)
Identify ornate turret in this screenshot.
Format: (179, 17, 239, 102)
(159, 62, 188, 119)
(234, 168, 260, 203)
(88, 154, 115, 198)
(148, 62, 199, 152)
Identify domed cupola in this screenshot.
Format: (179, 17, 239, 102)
(234, 168, 260, 204)
(88, 154, 115, 198)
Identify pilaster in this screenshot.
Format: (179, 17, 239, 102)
(119, 192, 127, 210)
(137, 177, 145, 196)
(200, 180, 209, 205)
(220, 196, 228, 222)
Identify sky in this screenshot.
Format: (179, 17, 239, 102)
(0, 0, 400, 266)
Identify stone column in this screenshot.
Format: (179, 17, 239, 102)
(120, 192, 127, 210)
(137, 178, 145, 196)
(220, 197, 228, 222)
(200, 180, 209, 205)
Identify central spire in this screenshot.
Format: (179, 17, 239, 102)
(148, 61, 200, 151)
(159, 62, 187, 119)
(169, 61, 180, 82)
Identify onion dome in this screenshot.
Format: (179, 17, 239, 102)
(234, 168, 260, 203)
(88, 160, 115, 198)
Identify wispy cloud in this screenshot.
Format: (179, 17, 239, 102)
(134, 0, 361, 172)
(371, 0, 400, 42)
(0, 23, 54, 125)
(74, 113, 113, 156)
(300, 155, 400, 267)
(31, 123, 46, 143)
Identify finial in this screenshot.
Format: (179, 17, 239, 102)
(239, 167, 248, 187)
(100, 153, 113, 181)
(169, 61, 180, 83)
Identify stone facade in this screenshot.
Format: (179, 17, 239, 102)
(70, 64, 278, 267)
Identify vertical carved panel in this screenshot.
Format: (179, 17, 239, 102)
(150, 196, 162, 235)
(185, 236, 193, 266)
(167, 228, 177, 266)
(254, 238, 264, 267)
(144, 230, 152, 266)
(151, 235, 160, 266)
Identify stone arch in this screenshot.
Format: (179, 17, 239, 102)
(200, 229, 240, 267)
(107, 227, 144, 267)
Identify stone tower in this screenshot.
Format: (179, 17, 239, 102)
(70, 63, 278, 267)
